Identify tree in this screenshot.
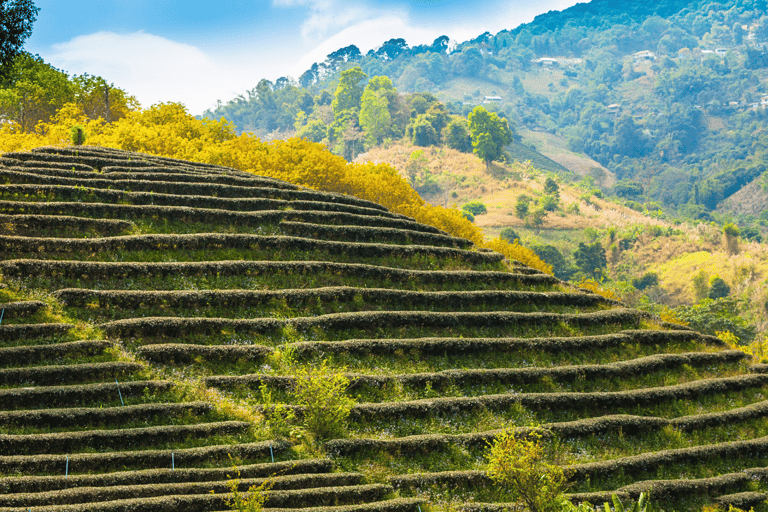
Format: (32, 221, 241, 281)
(544, 177, 559, 196)
(443, 116, 472, 153)
(0, 53, 73, 131)
(708, 276, 730, 300)
(515, 195, 531, 219)
(359, 87, 390, 146)
(500, 227, 520, 244)
(0, 0, 39, 80)
(467, 105, 512, 169)
(331, 66, 367, 117)
(573, 241, 607, 280)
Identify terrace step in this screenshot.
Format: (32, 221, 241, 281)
(0, 380, 173, 410)
(0, 301, 47, 319)
(1, 259, 553, 288)
(325, 399, 768, 456)
(54, 287, 615, 312)
(0, 361, 145, 386)
(346, 374, 768, 421)
(286, 329, 726, 359)
(100, 308, 641, 339)
(0, 440, 289, 474)
(207, 350, 746, 393)
(0, 323, 73, 342)
(137, 344, 273, 364)
(0, 421, 251, 455)
(0, 200, 435, 234)
(0, 458, 332, 493)
(0, 472, 365, 507)
(0, 162, 293, 189)
(0, 233, 500, 265)
(0, 401, 213, 428)
(279, 220, 471, 248)
(0, 483, 394, 512)
(0, 187, 405, 220)
(0, 340, 113, 368)
(258, 499, 426, 512)
(0, 214, 134, 237)
(0, 167, 387, 210)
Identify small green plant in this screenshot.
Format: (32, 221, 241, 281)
(292, 359, 354, 441)
(221, 461, 272, 512)
(486, 429, 570, 512)
(70, 125, 87, 146)
(604, 492, 657, 512)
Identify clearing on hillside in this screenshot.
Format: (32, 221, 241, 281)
(0, 146, 766, 511)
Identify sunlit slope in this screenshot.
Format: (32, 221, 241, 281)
(0, 146, 764, 511)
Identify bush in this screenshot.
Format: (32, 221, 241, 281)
(632, 272, 659, 291)
(293, 360, 354, 441)
(499, 227, 519, 243)
(708, 276, 730, 299)
(69, 125, 87, 146)
(460, 210, 475, 222)
(486, 429, 569, 512)
(462, 200, 487, 216)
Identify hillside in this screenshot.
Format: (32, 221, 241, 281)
(0, 145, 768, 510)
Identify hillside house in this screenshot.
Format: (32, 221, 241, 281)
(483, 96, 502, 103)
(534, 57, 558, 66)
(633, 50, 656, 61)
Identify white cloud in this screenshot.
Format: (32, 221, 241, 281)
(47, 31, 263, 115)
(288, 14, 441, 77)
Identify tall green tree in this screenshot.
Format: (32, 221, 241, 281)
(467, 106, 512, 169)
(0, 52, 72, 131)
(0, 0, 39, 80)
(331, 66, 367, 117)
(359, 76, 396, 146)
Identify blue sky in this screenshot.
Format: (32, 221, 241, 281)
(25, 0, 581, 115)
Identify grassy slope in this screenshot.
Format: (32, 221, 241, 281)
(3, 145, 768, 511)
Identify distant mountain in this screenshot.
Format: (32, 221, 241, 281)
(205, 0, 768, 235)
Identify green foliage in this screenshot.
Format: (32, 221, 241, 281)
(467, 105, 512, 167)
(544, 177, 559, 196)
(460, 210, 474, 222)
(708, 276, 730, 300)
(461, 200, 487, 216)
(673, 297, 756, 344)
(531, 244, 573, 281)
(632, 272, 659, 291)
(223, 463, 271, 512)
(292, 359, 354, 441)
(486, 429, 570, 512)
(540, 194, 559, 212)
(723, 223, 740, 238)
(606, 492, 657, 512)
(573, 241, 607, 280)
(515, 195, 532, 219)
(69, 125, 86, 146)
(0, 0, 39, 79)
(332, 66, 368, 117)
(443, 116, 472, 153)
(499, 227, 519, 244)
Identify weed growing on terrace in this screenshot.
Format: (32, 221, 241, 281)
(486, 429, 571, 512)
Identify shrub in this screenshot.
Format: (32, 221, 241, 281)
(292, 360, 354, 441)
(500, 227, 519, 243)
(486, 429, 570, 512)
(223, 463, 272, 512)
(708, 276, 730, 299)
(632, 272, 659, 291)
(462, 200, 487, 216)
(69, 125, 87, 146)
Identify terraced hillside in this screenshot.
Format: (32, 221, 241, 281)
(0, 146, 766, 511)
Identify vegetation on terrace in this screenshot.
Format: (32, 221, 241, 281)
(0, 145, 766, 512)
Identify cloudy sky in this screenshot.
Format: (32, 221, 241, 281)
(26, 0, 581, 115)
